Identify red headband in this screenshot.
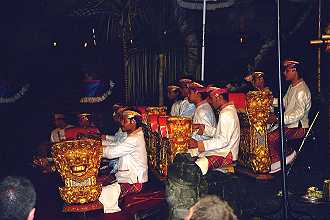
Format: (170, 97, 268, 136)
(284, 60, 300, 68)
(189, 82, 207, 93)
(210, 88, 228, 97)
(179, 78, 193, 84)
(191, 87, 208, 93)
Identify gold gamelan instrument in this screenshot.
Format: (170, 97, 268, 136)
(52, 139, 103, 204)
(145, 106, 167, 116)
(166, 116, 192, 163)
(144, 106, 167, 169)
(245, 90, 273, 173)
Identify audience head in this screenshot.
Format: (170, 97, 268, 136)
(0, 176, 36, 220)
(185, 195, 237, 220)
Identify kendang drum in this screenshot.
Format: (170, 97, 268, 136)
(52, 139, 103, 204)
(166, 116, 192, 162)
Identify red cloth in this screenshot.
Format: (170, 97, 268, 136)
(158, 116, 169, 137)
(267, 127, 306, 163)
(228, 93, 246, 109)
(120, 183, 143, 198)
(148, 114, 159, 132)
(206, 152, 233, 170)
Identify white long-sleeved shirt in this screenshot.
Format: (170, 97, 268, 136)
(201, 104, 240, 161)
(103, 128, 148, 184)
(102, 128, 127, 146)
(179, 98, 196, 118)
(283, 80, 311, 128)
(192, 101, 217, 141)
(170, 100, 182, 116)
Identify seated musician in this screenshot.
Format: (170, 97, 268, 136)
(50, 113, 73, 143)
(188, 82, 217, 141)
(189, 87, 240, 175)
(64, 113, 100, 139)
(167, 85, 182, 116)
(99, 109, 148, 213)
(178, 77, 196, 118)
(268, 60, 311, 173)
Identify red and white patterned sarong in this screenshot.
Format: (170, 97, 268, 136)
(267, 127, 306, 163)
(206, 152, 233, 170)
(119, 183, 143, 198)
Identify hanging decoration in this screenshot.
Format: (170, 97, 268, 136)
(80, 80, 115, 104)
(0, 83, 30, 104)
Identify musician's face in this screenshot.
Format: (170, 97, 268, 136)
(79, 116, 90, 128)
(210, 95, 222, 109)
(180, 85, 189, 97)
(121, 116, 136, 132)
(168, 89, 179, 100)
(188, 91, 199, 104)
(253, 77, 264, 89)
(284, 67, 297, 81)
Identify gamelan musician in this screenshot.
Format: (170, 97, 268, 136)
(99, 109, 148, 213)
(189, 87, 240, 175)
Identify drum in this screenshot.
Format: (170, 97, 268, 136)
(166, 116, 192, 162)
(52, 139, 103, 204)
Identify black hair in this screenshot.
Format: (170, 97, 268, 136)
(221, 93, 229, 101)
(199, 92, 209, 100)
(295, 63, 304, 79)
(0, 176, 36, 220)
(132, 115, 144, 128)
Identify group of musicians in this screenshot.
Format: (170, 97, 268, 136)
(48, 59, 311, 213)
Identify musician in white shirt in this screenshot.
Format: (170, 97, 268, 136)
(188, 82, 216, 141)
(189, 87, 240, 175)
(99, 110, 148, 213)
(178, 78, 196, 118)
(268, 60, 311, 173)
(167, 85, 182, 116)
